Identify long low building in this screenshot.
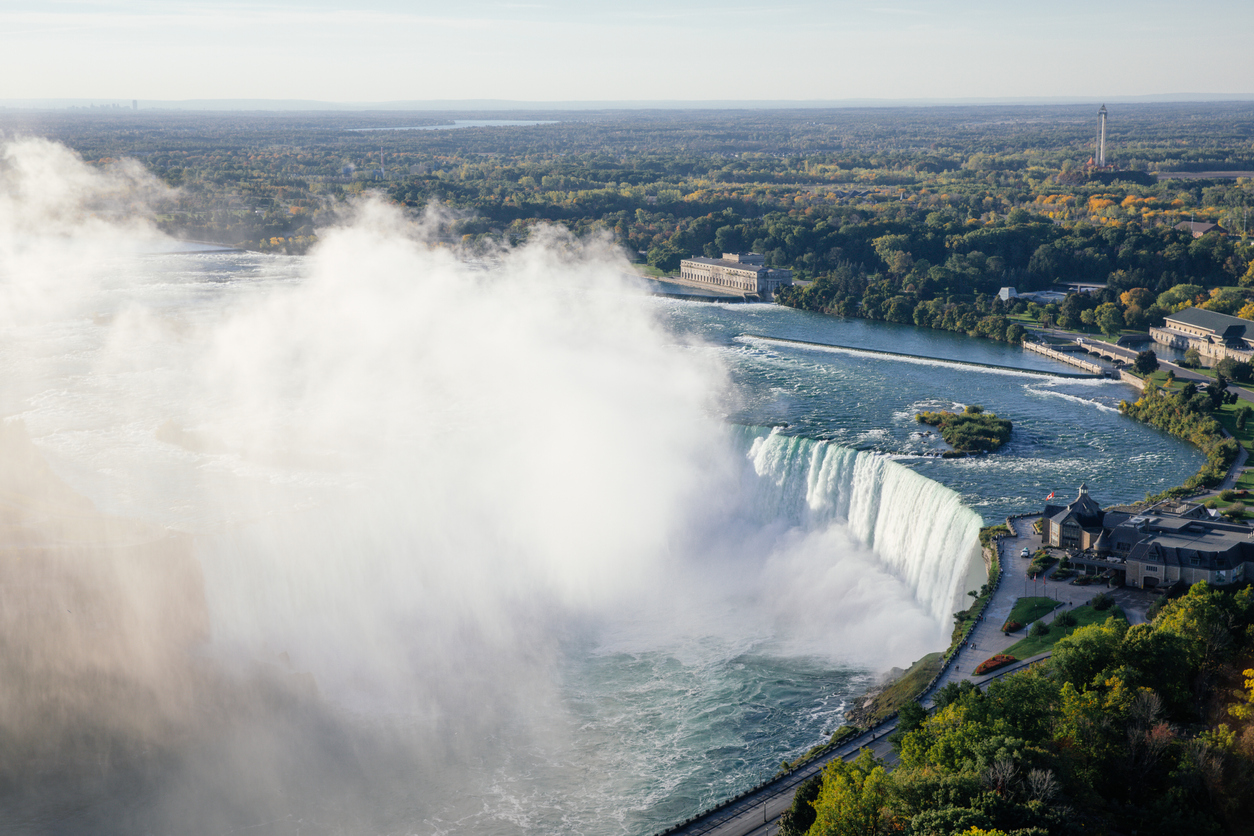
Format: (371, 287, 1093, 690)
(679, 252, 792, 301)
(1150, 306, 1254, 362)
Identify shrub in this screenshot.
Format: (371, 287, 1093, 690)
(1220, 489, 1238, 501)
(1029, 620, 1049, 637)
(1002, 620, 1024, 633)
(979, 524, 1009, 547)
(1092, 592, 1114, 611)
(1028, 551, 1055, 578)
(974, 654, 1017, 675)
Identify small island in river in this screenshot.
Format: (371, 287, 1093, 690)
(915, 404, 1012, 454)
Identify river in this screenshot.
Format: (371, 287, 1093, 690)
(0, 247, 1201, 836)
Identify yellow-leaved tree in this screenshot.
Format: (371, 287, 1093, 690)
(807, 749, 893, 836)
(1229, 668, 1254, 721)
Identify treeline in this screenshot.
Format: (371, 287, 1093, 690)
(1119, 379, 1241, 496)
(781, 582, 1254, 836)
(7, 105, 1254, 266)
(775, 209, 1254, 345)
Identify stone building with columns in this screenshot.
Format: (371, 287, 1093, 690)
(678, 252, 792, 301)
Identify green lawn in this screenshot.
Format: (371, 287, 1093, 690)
(1141, 370, 1179, 388)
(1237, 470, 1254, 492)
(1003, 596, 1059, 630)
(1078, 329, 1150, 345)
(999, 604, 1127, 660)
(1212, 401, 1254, 454)
(1196, 489, 1254, 520)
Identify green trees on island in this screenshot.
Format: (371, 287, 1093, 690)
(916, 405, 1013, 453)
(789, 582, 1254, 836)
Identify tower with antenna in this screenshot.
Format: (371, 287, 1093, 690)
(1096, 104, 1107, 168)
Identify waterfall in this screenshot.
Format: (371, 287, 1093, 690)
(737, 427, 983, 623)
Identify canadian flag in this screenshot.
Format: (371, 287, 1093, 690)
(1045, 491, 1055, 500)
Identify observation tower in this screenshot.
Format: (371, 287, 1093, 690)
(1096, 105, 1107, 168)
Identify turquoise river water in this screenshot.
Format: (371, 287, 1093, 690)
(0, 250, 1202, 836)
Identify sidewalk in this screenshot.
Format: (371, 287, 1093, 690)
(924, 515, 1152, 701)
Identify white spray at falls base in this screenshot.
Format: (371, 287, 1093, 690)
(740, 428, 982, 626)
(0, 137, 985, 834)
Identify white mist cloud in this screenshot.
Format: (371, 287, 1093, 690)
(0, 139, 964, 833)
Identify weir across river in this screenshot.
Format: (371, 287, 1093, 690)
(742, 335, 1106, 379)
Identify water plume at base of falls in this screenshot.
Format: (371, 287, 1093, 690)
(0, 137, 982, 835)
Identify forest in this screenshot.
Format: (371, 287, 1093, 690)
(5, 102, 1254, 345)
(780, 583, 1254, 836)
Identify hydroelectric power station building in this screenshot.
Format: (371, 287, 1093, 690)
(678, 252, 793, 301)
(1150, 306, 1254, 363)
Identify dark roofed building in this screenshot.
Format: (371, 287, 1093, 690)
(1175, 221, 1228, 238)
(1042, 483, 1106, 550)
(1119, 505, 1252, 588)
(1042, 488, 1254, 589)
(1151, 306, 1254, 363)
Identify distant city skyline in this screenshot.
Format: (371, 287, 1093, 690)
(4, 0, 1253, 104)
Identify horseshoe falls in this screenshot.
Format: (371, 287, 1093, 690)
(741, 428, 982, 624)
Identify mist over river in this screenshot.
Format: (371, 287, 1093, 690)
(0, 142, 1203, 836)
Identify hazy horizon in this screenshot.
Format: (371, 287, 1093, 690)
(4, 93, 1254, 113)
(3, 1, 1252, 103)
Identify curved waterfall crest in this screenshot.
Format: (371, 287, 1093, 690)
(740, 427, 982, 622)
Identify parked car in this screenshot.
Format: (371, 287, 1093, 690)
(1021, 547, 1031, 558)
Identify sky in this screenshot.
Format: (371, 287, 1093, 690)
(3, 0, 1254, 104)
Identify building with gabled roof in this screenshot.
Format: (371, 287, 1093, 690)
(1174, 221, 1227, 238)
(1041, 487, 1254, 589)
(1042, 483, 1106, 550)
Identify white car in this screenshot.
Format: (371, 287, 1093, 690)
(1021, 547, 1031, 558)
